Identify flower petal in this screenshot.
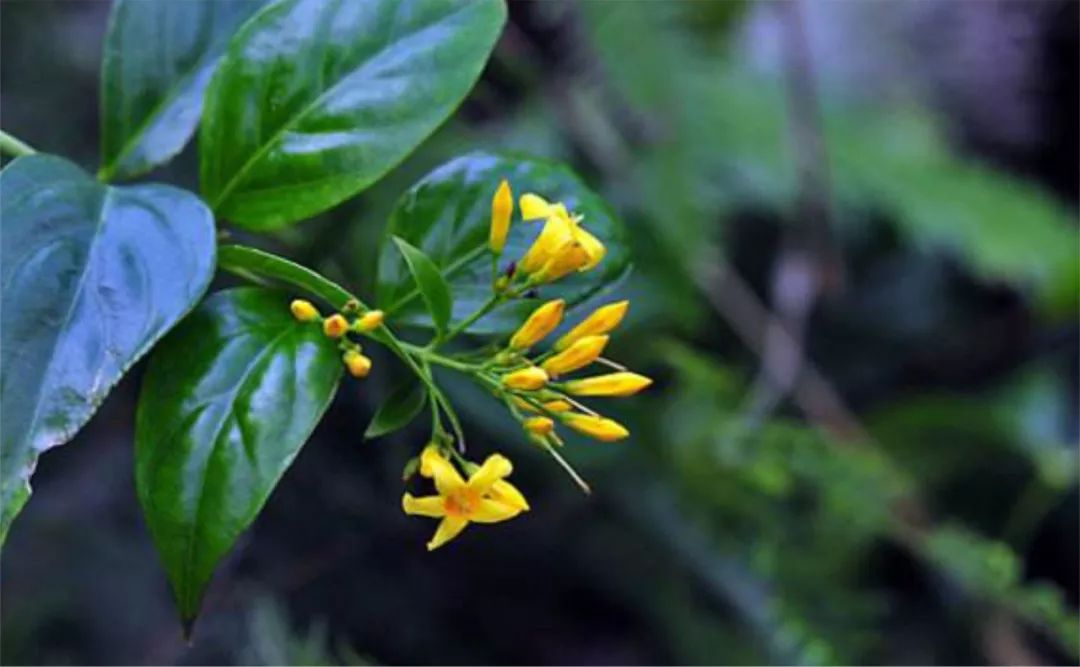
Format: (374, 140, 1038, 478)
(420, 445, 466, 495)
(520, 193, 553, 220)
(490, 480, 530, 511)
(467, 454, 513, 493)
(427, 516, 468, 551)
(402, 493, 446, 518)
(468, 498, 523, 524)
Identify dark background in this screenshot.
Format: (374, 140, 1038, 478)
(1, 1, 1078, 665)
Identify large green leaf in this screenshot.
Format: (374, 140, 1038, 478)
(99, 0, 263, 181)
(199, 0, 506, 229)
(135, 287, 342, 626)
(0, 154, 216, 544)
(376, 152, 631, 334)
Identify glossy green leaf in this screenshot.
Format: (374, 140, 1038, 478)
(217, 243, 356, 309)
(199, 0, 506, 229)
(365, 378, 427, 440)
(135, 287, 342, 625)
(376, 152, 631, 334)
(0, 154, 216, 543)
(99, 0, 263, 181)
(391, 236, 452, 336)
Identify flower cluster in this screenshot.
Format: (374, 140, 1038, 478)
(290, 298, 384, 378)
(499, 298, 649, 442)
(290, 178, 650, 551)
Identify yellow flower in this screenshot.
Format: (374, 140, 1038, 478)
(561, 414, 629, 442)
(489, 179, 513, 254)
(518, 214, 574, 274)
(533, 241, 592, 283)
(343, 350, 372, 378)
(501, 366, 549, 391)
(523, 416, 554, 436)
(570, 224, 605, 271)
(404, 446, 528, 550)
(509, 299, 565, 349)
(290, 299, 320, 322)
(353, 310, 384, 332)
(323, 314, 349, 338)
(554, 301, 629, 350)
(541, 335, 608, 377)
(563, 372, 652, 397)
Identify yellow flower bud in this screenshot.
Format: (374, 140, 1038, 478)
(509, 299, 565, 349)
(541, 335, 608, 377)
(563, 372, 652, 397)
(343, 350, 372, 378)
(562, 414, 629, 442)
(354, 310, 384, 332)
(513, 397, 573, 413)
(290, 299, 320, 322)
(555, 301, 629, 350)
(523, 416, 554, 436)
(501, 366, 549, 391)
(323, 314, 348, 338)
(518, 214, 574, 274)
(489, 179, 513, 254)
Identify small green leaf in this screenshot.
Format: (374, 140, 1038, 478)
(377, 152, 631, 334)
(392, 236, 453, 336)
(199, 0, 507, 229)
(0, 154, 216, 544)
(365, 378, 428, 440)
(135, 287, 342, 625)
(99, 0, 263, 181)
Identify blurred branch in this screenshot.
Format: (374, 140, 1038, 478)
(745, 0, 841, 425)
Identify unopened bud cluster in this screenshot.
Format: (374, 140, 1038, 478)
(289, 299, 384, 379)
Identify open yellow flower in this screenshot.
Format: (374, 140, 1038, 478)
(403, 446, 528, 550)
(517, 195, 604, 279)
(518, 214, 575, 274)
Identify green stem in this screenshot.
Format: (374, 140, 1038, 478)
(440, 294, 504, 346)
(0, 130, 36, 158)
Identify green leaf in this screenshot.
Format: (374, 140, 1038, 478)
(391, 236, 452, 336)
(0, 154, 216, 544)
(199, 0, 506, 230)
(365, 378, 427, 440)
(217, 243, 356, 310)
(99, 0, 263, 181)
(135, 287, 342, 625)
(377, 152, 631, 334)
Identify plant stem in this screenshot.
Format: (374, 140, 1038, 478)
(440, 294, 504, 346)
(0, 130, 36, 158)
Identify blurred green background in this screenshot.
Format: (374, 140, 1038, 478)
(2, 1, 1078, 664)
